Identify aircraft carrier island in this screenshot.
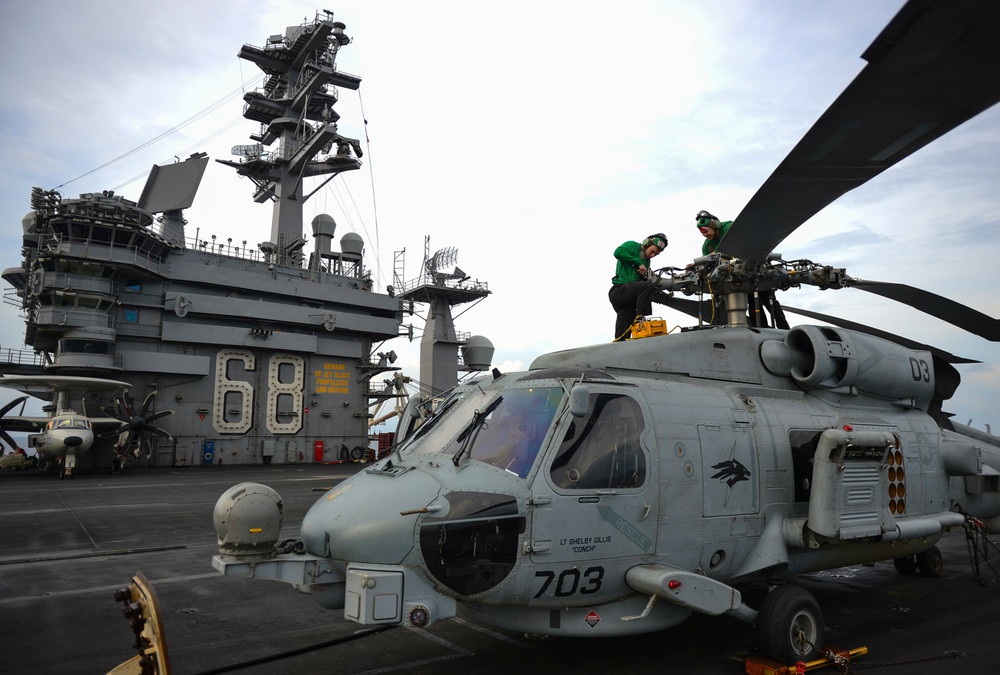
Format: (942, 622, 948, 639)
(2, 14, 414, 471)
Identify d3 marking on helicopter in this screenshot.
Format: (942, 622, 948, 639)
(212, 0, 1000, 664)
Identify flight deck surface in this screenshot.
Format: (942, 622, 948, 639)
(2, 464, 997, 675)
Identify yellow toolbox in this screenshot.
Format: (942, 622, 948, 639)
(631, 317, 667, 339)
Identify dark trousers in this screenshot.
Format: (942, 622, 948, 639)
(609, 282, 655, 341)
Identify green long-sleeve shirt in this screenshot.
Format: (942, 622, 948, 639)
(701, 220, 733, 256)
(612, 240, 649, 285)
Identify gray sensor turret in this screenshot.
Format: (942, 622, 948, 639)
(213, 482, 285, 561)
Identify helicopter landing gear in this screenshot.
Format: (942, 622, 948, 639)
(756, 584, 824, 663)
(893, 556, 917, 574)
(893, 545, 943, 577)
(917, 546, 944, 577)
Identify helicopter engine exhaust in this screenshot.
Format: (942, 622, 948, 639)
(760, 325, 936, 408)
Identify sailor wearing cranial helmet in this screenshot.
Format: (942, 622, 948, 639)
(695, 210, 732, 256)
(694, 209, 788, 329)
(608, 233, 668, 342)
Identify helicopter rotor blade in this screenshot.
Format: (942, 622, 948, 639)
(848, 280, 999, 342)
(656, 295, 706, 320)
(720, 0, 1000, 264)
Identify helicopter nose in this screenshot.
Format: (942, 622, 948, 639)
(301, 468, 444, 566)
(63, 436, 84, 448)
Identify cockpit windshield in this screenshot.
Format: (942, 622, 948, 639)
(410, 385, 564, 479)
(51, 417, 90, 430)
(396, 386, 496, 455)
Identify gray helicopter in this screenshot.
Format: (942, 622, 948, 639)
(211, 0, 1000, 664)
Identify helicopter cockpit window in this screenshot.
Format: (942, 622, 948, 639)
(396, 387, 496, 455)
(458, 386, 564, 478)
(399, 384, 564, 479)
(550, 393, 646, 490)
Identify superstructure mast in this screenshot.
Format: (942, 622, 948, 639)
(217, 12, 364, 267)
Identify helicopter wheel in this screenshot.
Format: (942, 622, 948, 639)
(916, 546, 943, 577)
(756, 584, 824, 664)
(893, 556, 918, 575)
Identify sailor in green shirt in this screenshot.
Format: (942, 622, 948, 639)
(696, 210, 732, 256)
(609, 233, 668, 341)
(694, 210, 788, 328)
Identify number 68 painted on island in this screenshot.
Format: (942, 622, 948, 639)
(213, 349, 304, 434)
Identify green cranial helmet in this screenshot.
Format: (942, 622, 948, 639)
(695, 210, 718, 228)
(644, 233, 668, 249)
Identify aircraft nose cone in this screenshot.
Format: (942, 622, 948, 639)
(64, 436, 84, 447)
(301, 468, 442, 565)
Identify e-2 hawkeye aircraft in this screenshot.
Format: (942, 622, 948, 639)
(0, 375, 172, 477)
(210, 0, 1000, 664)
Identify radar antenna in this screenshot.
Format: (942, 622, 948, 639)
(399, 236, 492, 397)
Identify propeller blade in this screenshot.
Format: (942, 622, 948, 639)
(144, 410, 174, 425)
(122, 429, 140, 452)
(139, 434, 152, 459)
(98, 424, 128, 440)
(121, 391, 135, 418)
(0, 428, 20, 451)
(782, 305, 979, 364)
(849, 280, 999, 342)
(720, 0, 1000, 263)
(148, 426, 174, 441)
(112, 396, 128, 422)
(0, 395, 29, 418)
(139, 389, 158, 417)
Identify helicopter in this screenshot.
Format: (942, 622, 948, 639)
(0, 375, 172, 477)
(210, 0, 1000, 664)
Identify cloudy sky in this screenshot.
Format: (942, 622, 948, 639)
(1, 0, 998, 432)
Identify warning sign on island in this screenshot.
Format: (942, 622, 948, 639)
(314, 362, 350, 395)
(584, 610, 601, 628)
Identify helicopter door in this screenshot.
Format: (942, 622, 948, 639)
(529, 391, 656, 565)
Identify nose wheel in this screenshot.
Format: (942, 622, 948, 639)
(755, 583, 825, 663)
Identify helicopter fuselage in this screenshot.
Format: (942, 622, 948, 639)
(213, 325, 1000, 637)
